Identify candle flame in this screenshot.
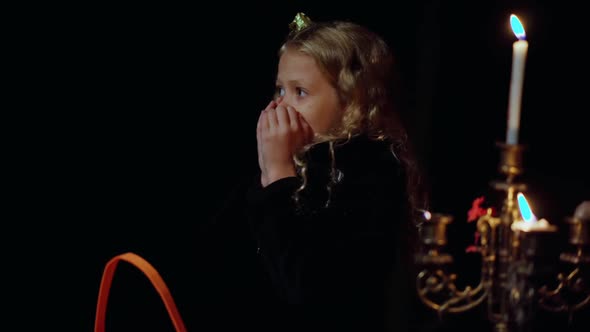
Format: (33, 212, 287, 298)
(517, 192, 537, 223)
(423, 210, 432, 220)
(510, 14, 526, 40)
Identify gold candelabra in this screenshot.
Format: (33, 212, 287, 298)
(415, 142, 590, 332)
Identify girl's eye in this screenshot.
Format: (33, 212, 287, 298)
(276, 86, 285, 97)
(296, 88, 308, 97)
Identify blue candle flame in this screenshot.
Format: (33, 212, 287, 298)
(517, 192, 537, 223)
(510, 14, 526, 40)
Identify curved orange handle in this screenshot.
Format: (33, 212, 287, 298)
(94, 252, 187, 332)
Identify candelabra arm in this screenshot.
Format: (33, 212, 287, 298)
(476, 209, 501, 288)
(417, 269, 488, 316)
(537, 267, 590, 322)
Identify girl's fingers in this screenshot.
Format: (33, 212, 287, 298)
(275, 105, 290, 131)
(266, 107, 278, 131)
(265, 100, 276, 112)
(286, 106, 299, 131)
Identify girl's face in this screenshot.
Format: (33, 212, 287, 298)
(275, 48, 343, 136)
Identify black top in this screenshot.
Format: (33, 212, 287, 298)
(245, 134, 416, 331)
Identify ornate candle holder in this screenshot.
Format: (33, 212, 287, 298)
(414, 142, 589, 332)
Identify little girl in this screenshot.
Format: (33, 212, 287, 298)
(248, 12, 426, 332)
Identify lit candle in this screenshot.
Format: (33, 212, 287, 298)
(506, 14, 528, 145)
(512, 192, 556, 232)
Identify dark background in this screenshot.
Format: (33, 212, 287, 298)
(27, 0, 588, 331)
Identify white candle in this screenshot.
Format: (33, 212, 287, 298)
(506, 15, 528, 145)
(511, 218, 555, 232)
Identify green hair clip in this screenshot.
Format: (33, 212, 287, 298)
(289, 12, 312, 33)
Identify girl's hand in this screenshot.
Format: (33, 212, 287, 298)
(256, 101, 313, 187)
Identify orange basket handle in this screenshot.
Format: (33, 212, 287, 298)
(94, 252, 187, 332)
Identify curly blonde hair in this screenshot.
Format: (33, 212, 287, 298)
(278, 20, 423, 213)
